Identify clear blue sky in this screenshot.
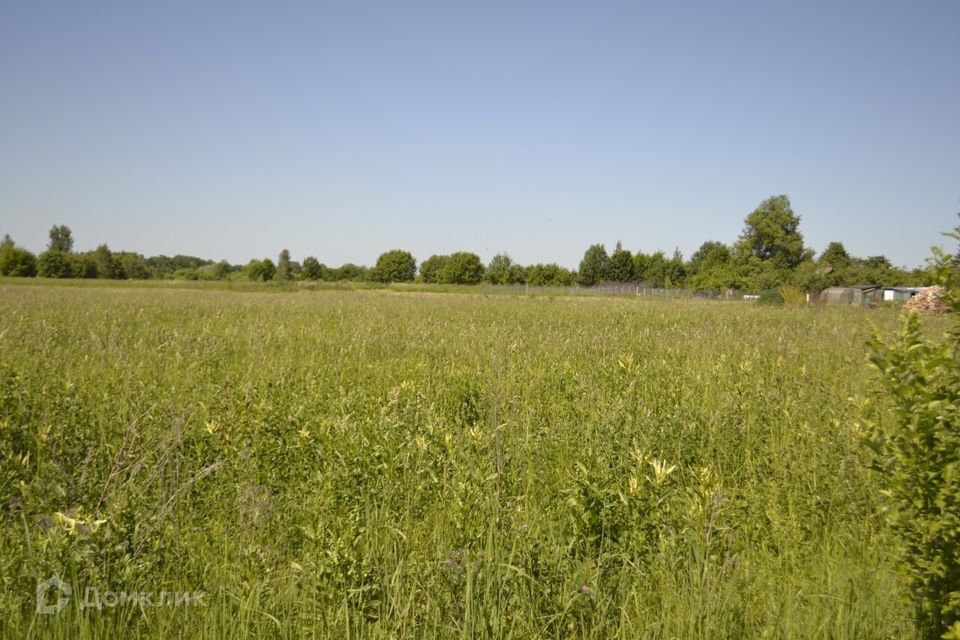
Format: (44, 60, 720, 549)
(1, 0, 958, 269)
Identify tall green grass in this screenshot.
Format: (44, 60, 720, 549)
(0, 283, 935, 638)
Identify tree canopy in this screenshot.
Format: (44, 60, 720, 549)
(440, 252, 485, 285)
(371, 249, 416, 283)
(607, 242, 635, 282)
(275, 249, 293, 281)
(245, 258, 276, 282)
(0, 235, 38, 277)
(419, 255, 449, 283)
(736, 195, 811, 270)
(578, 244, 610, 286)
(301, 256, 325, 280)
(486, 253, 514, 285)
(47, 225, 74, 253)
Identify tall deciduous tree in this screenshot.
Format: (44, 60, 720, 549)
(578, 244, 610, 286)
(419, 255, 449, 283)
(301, 256, 325, 280)
(819, 241, 851, 269)
(93, 244, 123, 279)
(665, 248, 686, 288)
(639, 250, 669, 287)
(48, 225, 74, 253)
(440, 252, 485, 284)
(275, 249, 292, 280)
(371, 249, 416, 283)
(688, 241, 731, 275)
(486, 253, 514, 284)
(736, 195, 810, 270)
(850, 255, 901, 286)
(688, 242, 741, 290)
(608, 242, 635, 282)
(818, 242, 852, 286)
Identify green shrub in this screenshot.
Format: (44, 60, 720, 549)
(865, 224, 960, 639)
(756, 289, 785, 306)
(0, 237, 37, 277)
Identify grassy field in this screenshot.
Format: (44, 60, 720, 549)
(0, 281, 935, 638)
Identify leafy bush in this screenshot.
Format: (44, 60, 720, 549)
(866, 315, 960, 638)
(865, 224, 960, 639)
(756, 289, 785, 306)
(244, 258, 276, 281)
(0, 236, 37, 277)
(37, 250, 75, 278)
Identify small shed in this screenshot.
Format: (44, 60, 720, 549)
(820, 285, 882, 306)
(851, 285, 882, 305)
(883, 287, 923, 302)
(820, 287, 854, 304)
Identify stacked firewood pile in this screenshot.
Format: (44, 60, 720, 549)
(904, 285, 950, 315)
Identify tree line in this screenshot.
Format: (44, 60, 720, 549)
(575, 196, 931, 290)
(0, 196, 935, 290)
